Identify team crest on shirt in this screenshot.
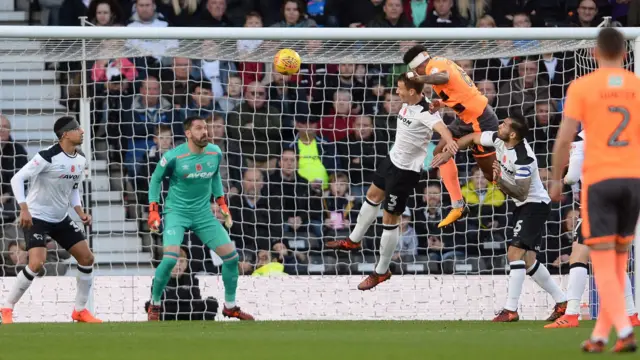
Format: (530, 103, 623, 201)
(196, 164, 202, 172)
(608, 75, 623, 87)
(207, 161, 213, 167)
(182, 164, 189, 170)
(160, 157, 167, 167)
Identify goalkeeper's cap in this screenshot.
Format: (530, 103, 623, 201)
(403, 45, 430, 68)
(53, 116, 80, 139)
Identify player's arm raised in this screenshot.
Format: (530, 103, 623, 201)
(495, 160, 532, 203)
(430, 132, 481, 168)
(10, 153, 49, 229)
(148, 154, 174, 231)
(408, 70, 450, 85)
(211, 152, 232, 229)
(432, 121, 458, 154)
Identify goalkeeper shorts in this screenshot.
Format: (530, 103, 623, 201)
(163, 211, 231, 249)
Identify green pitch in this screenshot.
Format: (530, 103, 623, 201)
(0, 320, 621, 360)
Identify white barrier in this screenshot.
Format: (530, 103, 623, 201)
(0, 275, 587, 322)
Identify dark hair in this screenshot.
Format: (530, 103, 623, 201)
(189, 79, 212, 94)
(207, 112, 225, 123)
(509, 114, 529, 141)
(281, 0, 307, 22)
(183, 116, 206, 130)
(53, 116, 79, 139)
(403, 45, 427, 65)
(87, 0, 124, 25)
(398, 73, 423, 94)
(597, 27, 625, 60)
(245, 11, 262, 21)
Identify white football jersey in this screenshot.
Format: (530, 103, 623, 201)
(480, 131, 550, 207)
(11, 144, 85, 223)
(389, 98, 444, 172)
(566, 130, 585, 202)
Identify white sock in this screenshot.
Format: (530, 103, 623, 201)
(624, 273, 636, 316)
(505, 260, 526, 311)
(75, 264, 93, 311)
(375, 225, 399, 275)
(349, 198, 381, 244)
(566, 263, 589, 315)
(225, 301, 236, 309)
(528, 261, 567, 303)
(4, 266, 37, 309)
(619, 326, 634, 339)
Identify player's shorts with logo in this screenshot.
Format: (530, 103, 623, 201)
(510, 202, 551, 251)
(372, 156, 421, 215)
(581, 178, 640, 245)
(24, 215, 86, 251)
(448, 105, 499, 157)
(162, 209, 231, 249)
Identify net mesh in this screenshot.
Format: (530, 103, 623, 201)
(0, 32, 633, 321)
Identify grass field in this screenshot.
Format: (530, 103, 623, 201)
(1, 320, 631, 360)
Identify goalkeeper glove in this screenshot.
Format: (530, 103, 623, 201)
(148, 202, 161, 232)
(216, 197, 233, 229)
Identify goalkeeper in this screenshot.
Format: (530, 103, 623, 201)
(146, 116, 254, 321)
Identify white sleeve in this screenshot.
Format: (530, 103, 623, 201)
(515, 157, 535, 180)
(418, 111, 444, 129)
(564, 139, 584, 185)
(70, 188, 82, 207)
(479, 131, 497, 147)
(10, 153, 49, 204)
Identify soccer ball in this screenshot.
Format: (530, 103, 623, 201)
(274, 48, 301, 75)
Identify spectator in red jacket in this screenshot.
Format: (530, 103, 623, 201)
(320, 90, 356, 142)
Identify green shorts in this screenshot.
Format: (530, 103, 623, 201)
(162, 210, 231, 250)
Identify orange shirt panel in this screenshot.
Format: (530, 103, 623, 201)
(565, 68, 640, 185)
(423, 57, 488, 124)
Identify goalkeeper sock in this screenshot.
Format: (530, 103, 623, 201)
(566, 263, 588, 315)
(349, 197, 381, 243)
(75, 264, 93, 311)
(440, 159, 464, 208)
(4, 266, 37, 309)
(505, 260, 526, 311)
(528, 261, 567, 303)
(221, 251, 240, 308)
(375, 224, 399, 275)
(151, 253, 179, 305)
(624, 267, 636, 316)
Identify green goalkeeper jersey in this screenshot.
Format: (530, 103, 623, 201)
(148, 143, 224, 214)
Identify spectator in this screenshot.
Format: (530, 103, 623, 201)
(362, 76, 387, 116)
(461, 166, 507, 230)
(271, 0, 318, 27)
(136, 124, 174, 205)
(251, 250, 288, 276)
(198, 0, 233, 26)
(226, 81, 282, 170)
(320, 90, 356, 142)
(2, 241, 28, 277)
(456, 0, 489, 27)
(145, 248, 219, 320)
(512, 11, 532, 27)
(424, 0, 467, 27)
(324, 63, 365, 116)
(392, 207, 418, 261)
(87, 0, 125, 25)
(456, 60, 475, 81)
(306, 0, 339, 26)
(538, 52, 575, 100)
(475, 79, 497, 107)
(0, 116, 27, 246)
(335, 0, 384, 27)
(175, 80, 220, 123)
(496, 57, 550, 119)
(121, 76, 174, 178)
(206, 114, 241, 193)
(338, 115, 388, 197)
(237, 12, 267, 86)
(528, 101, 559, 168)
(199, 49, 237, 100)
(158, 0, 206, 26)
(266, 64, 307, 133)
(228, 168, 282, 251)
(161, 57, 202, 109)
(402, 0, 430, 27)
(217, 75, 243, 114)
(288, 117, 340, 188)
(59, 0, 89, 26)
(367, 0, 413, 27)
(374, 90, 402, 143)
(268, 148, 323, 238)
(322, 172, 358, 235)
(541, 209, 576, 271)
(568, 0, 601, 27)
(92, 58, 138, 84)
(126, 0, 177, 68)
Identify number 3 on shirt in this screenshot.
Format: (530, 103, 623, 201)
(608, 106, 630, 147)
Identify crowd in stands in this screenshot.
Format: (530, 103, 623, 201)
(1, 0, 637, 277)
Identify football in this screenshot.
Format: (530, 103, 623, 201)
(274, 48, 301, 75)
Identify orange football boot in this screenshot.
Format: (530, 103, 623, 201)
(612, 333, 637, 353)
(581, 339, 606, 353)
(1, 308, 13, 324)
(492, 309, 519, 322)
(357, 271, 391, 291)
(222, 306, 255, 320)
(544, 314, 579, 328)
(71, 309, 102, 323)
(325, 238, 361, 250)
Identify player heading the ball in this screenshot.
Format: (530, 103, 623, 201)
(403, 45, 500, 229)
(1, 116, 100, 324)
(326, 73, 458, 290)
(146, 115, 254, 321)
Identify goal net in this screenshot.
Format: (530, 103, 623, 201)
(0, 26, 637, 322)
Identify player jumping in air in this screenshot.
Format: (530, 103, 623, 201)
(402, 45, 500, 228)
(545, 130, 640, 329)
(434, 115, 567, 322)
(550, 27, 639, 353)
(1, 116, 100, 324)
(146, 116, 253, 321)
(326, 73, 458, 290)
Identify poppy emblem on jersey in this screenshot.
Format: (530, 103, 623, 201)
(502, 155, 507, 163)
(71, 165, 75, 173)
(196, 164, 202, 172)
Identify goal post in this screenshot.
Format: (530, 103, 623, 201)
(0, 25, 638, 322)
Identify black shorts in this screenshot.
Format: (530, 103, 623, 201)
(582, 178, 640, 245)
(24, 216, 86, 251)
(510, 202, 551, 252)
(448, 105, 499, 157)
(372, 156, 421, 215)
